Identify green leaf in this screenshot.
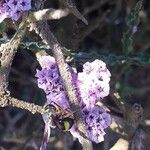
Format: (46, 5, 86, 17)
(122, 0, 143, 55)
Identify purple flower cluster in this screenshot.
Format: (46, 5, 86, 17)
(77, 60, 111, 109)
(36, 56, 71, 110)
(85, 107, 111, 142)
(0, 0, 31, 23)
(36, 55, 111, 143)
(70, 107, 111, 143)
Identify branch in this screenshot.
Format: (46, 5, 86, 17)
(0, 19, 27, 84)
(0, 18, 27, 107)
(110, 138, 129, 150)
(0, 16, 45, 115)
(31, 21, 92, 149)
(28, 1, 87, 24)
(83, 0, 109, 15)
(1, 96, 44, 114)
(28, 8, 70, 21)
(62, 0, 88, 25)
(80, 10, 109, 41)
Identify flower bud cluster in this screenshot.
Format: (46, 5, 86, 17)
(77, 60, 111, 109)
(36, 56, 111, 143)
(0, 0, 31, 23)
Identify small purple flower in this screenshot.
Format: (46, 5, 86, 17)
(5, 0, 19, 10)
(82, 62, 93, 74)
(0, 0, 31, 23)
(36, 56, 72, 110)
(85, 107, 111, 130)
(18, 0, 31, 11)
(38, 56, 56, 70)
(70, 106, 111, 143)
(77, 59, 111, 108)
(10, 7, 21, 21)
(35, 68, 49, 90)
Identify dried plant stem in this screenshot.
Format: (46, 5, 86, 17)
(62, 0, 88, 25)
(0, 19, 27, 106)
(0, 17, 44, 115)
(9, 97, 44, 114)
(0, 96, 44, 114)
(110, 138, 129, 150)
(0, 19, 27, 86)
(32, 21, 92, 149)
(28, 8, 70, 21)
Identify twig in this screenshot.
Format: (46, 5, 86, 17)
(28, 8, 70, 21)
(0, 95, 44, 114)
(9, 96, 44, 114)
(31, 21, 92, 149)
(109, 91, 125, 113)
(0, 19, 27, 83)
(0, 16, 44, 115)
(83, 0, 109, 15)
(62, 0, 88, 25)
(80, 10, 109, 41)
(0, 18, 27, 108)
(110, 138, 129, 150)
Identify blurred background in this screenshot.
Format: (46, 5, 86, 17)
(0, 0, 150, 149)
